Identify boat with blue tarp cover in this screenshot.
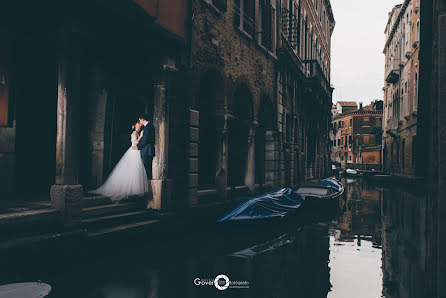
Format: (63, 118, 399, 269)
(217, 177, 344, 226)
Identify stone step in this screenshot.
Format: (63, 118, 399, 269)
(88, 219, 161, 238)
(82, 210, 152, 229)
(82, 195, 113, 208)
(0, 229, 86, 251)
(0, 208, 59, 225)
(0, 209, 63, 241)
(82, 202, 141, 219)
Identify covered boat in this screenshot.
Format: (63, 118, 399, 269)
(217, 177, 343, 225)
(295, 177, 344, 213)
(343, 168, 363, 177)
(0, 282, 51, 298)
(217, 188, 304, 224)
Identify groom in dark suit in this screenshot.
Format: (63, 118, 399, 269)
(138, 114, 155, 179)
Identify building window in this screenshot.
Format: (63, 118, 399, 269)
(206, 0, 227, 12)
(363, 135, 370, 144)
(260, 0, 274, 50)
(414, 72, 418, 110)
(0, 73, 9, 127)
(349, 155, 351, 161)
(402, 138, 406, 169)
(0, 42, 12, 127)
(304, 14, 308, 59)
(348, 135, 352, 145)
(236, 0, 255, 36)
(416, 20, 420, 41)
(349, 119, 352, 127)
(412, 136, 417, 166)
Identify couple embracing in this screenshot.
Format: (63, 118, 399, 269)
(91, 114, 155, 201)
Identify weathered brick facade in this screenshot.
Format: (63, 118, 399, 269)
(187, 0, 335, 204)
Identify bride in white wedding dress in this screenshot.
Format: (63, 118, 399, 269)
(90, 122, 149, 201)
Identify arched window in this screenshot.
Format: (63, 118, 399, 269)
(416, 20, 420, 41)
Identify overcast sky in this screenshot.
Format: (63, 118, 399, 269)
(330, 0, 403, 105)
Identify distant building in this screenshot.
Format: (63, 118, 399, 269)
(382, 0, 420, 178)
(330, 101, 383, 169)
(336, 101, 358, 114)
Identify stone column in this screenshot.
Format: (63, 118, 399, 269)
(215, 112, 231, 200)
(245, 122, 257, 193)
(50, 32, 82, 228)
(148, 67, 175, 210)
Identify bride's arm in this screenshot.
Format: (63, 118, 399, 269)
(137, 130, 144, 142)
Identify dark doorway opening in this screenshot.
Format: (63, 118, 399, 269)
(106, 60, 154, 179)
(13, 32, 58, 200)
(89, 24, 156, 181)
(228, 84, 253, 187)
(197, 70, 224, 188)
(256, 96, 275, 185)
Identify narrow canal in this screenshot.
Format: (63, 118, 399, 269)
(1, 178, 426, 298)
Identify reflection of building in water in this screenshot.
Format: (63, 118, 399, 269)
(332, 179, 382, 245)
(185, 225, 330, 298)
(381, 188, 426, 298)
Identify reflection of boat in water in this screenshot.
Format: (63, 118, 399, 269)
(342, 169, 363, 178)
(223, 224, 331, 298)
(0, 282, 51, 298)
(228, 234, 295, 259)
(345, 178, 357, 184)
(217, 177, 344, 228)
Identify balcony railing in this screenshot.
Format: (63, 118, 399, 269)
(385, 58, 400, 84)
(281, 8, 299, 50)
(302, 60, 331, 96)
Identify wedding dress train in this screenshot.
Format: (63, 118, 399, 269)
(90, 131, 149, 201)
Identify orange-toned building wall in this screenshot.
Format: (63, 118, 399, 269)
(133, 0, 189, 40)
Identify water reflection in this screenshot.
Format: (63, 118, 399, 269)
(0, 178, 427, 298)
(381, 183, 426, 298)
(328, 177, 383, 298)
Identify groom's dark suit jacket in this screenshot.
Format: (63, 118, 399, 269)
(138, 122, 155, 163)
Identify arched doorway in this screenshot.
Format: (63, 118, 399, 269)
(13, 31, 58, 200)
(256, 96, 275, 185)
(197, 70, 224, 188)
(228, 84, 253, 187)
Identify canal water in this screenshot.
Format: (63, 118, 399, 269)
(0, 178, 427, 298)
